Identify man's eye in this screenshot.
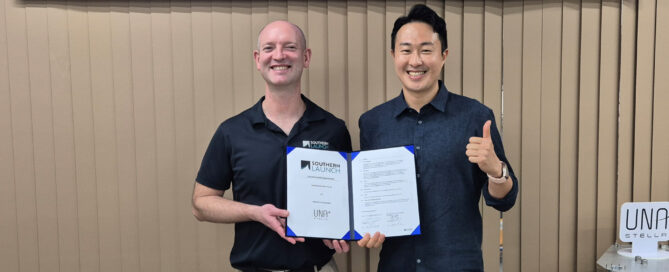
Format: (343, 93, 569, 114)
(401, 50, 411, 54)
(422, 50, 432, 54)
(263, 47, 273, 51)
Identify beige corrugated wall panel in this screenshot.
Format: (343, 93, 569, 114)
(559, 1, 580, 270)
(577, 1, 600, 270)
(251, 1, 267, 103)
(152, 2, 179, 272)
(327, 1, 347, 121)
(89, 3, 123, 271)
(501, 1, 522, 271)
(48, 2, 81, 271)
(307, 0, 327, 106)
(483, 0, 502, 123)
(212, 2, 237, 270)
(366, 0, 385, 109)
(346, 0, 365, 168)
(6, 1, 41, 272)
(444, 0, 462, 94)
(462, 0, 483, 101)
(193, 2, 220, 272)
(269, 0, 288, 21)
(481, 1, 502, 271)
(171, 2, 199, 271)
(616, 0, 636, 243)
(520, 0, 541, 271)
(384, 0, 403, 99)
(111, 2, 141, 271)
(540, 1, 561, 271)
(68, 3, 102, 271)
(252, 1, 268, 102)
(0, 0, 20, 270)
(26, 2, 61, 271)
(130, 3, 162, 271)
(596, 0, 620, 258)
(232, 1, 254, 112)
(652, 0, 669, 202)
(634, 0, 655, 202)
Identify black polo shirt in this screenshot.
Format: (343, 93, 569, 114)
(196, 95, 352, 270)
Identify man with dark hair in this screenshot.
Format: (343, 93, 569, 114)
(357, 4, 519, 271)
(192, 20, 350, 272)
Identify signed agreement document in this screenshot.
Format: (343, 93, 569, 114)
(286, 146, 420, 240)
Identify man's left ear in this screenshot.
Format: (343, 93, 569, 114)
(442, 49, 449, 60)
(303, 48, 312, 69)
(253, 50, 261, 71)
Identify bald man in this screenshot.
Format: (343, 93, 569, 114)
(192, 21, 351, 272)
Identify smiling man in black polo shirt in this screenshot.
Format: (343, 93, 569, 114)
(357, 5, 519, 271)
(192, 20, 351, 272)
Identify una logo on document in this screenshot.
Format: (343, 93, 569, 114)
(303, 140, 329, 150)
(313, 209, 331, 220)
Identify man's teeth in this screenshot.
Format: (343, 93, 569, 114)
(408, 71, 425, 76)
(273, 66, 289, 70)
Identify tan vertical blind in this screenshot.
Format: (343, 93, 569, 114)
(1, 1, 668, 271)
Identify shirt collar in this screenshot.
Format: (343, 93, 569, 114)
(391, 80, 450, 117)
(247, 94, 326, 125)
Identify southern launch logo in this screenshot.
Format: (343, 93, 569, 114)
(303, 140, 329, 150)
(299, 160, 341, 174)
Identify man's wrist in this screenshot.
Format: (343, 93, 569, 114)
(246, 204, 260, 222)
(487, 161, 508, 184)
(492, 162, 503, 178)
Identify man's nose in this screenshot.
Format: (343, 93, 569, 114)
(409, 52, 423, 66)
(272, 48, 286, 60)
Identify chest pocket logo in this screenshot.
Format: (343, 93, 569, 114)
(302, 140, 329, 150)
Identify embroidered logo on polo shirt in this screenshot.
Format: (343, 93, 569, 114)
(302, 140, 329, 150)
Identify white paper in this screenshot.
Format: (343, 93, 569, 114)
(351, 147, 420, 237)
(286, 148, 350, 239)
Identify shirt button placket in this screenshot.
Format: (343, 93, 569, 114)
(414, 114, 424, 272)
(415, 115, 423, 157)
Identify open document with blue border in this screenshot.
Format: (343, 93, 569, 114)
(286, 146, 421, 240)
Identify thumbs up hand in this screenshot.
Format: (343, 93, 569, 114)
(466, 120, 502, 177)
